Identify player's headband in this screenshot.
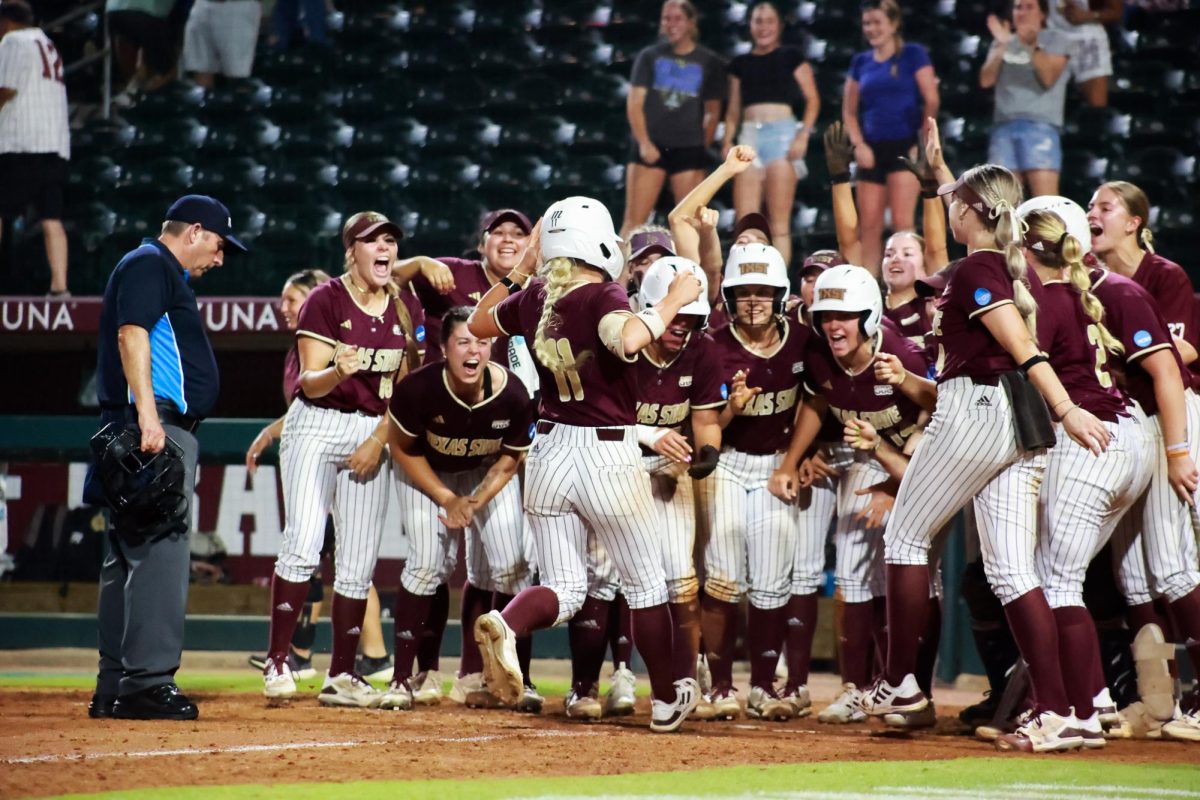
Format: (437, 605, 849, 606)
(937, 175, 988, 215)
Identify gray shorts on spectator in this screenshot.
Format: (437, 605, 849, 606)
(182, 0, 261, 79)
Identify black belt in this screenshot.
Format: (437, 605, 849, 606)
(969, 375, 1001, 387)
(536, 421, 625, 442)
(104, 403, 200, 434)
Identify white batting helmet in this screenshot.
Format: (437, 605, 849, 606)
(638, 256, 710, 327)
(540, 196, 624, 280)
(809, 264, 883, 339)
(1016, 195, 1092, 256)
(721, 243, 789, 316)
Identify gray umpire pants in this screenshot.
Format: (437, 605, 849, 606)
(94, 424, 198, 698)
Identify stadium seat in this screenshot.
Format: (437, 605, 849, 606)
(128, 116, 209, 158)
(340, 79, 414, 124)
(1121, 147, 1195, 206)
(351, 117, 429, 158)
(499, 115, 576, 153)
(425, 116, 503, 153)
(66, 156, 122, 202)
(1063, 107, 1131, 157)
(275, 117, 355, 157)
(71, 118, 136, 160)
(413, 75, 490, 118)
(118, 157, 196, 200)
(409, 156, 483, 191)
(202, 115, 282, 156)
(201, 78, 273, 121)
(550, 154, 623, 196)
(269, 82, 345, 124)
(481, 154, 556, 191)
(121, 81, 206, 123)
(261, 157, 340, 205)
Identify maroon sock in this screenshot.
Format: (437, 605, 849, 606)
(495, 592, 534, 686)
(669, 599, 701, 680)
(267, 574, 311, 663)
(1168, 587, 1200, 677)
(700, 592, 739, 689)
(568, 595, 609, 695)
(328, 592, 368, 677)
(1053, 605, 1101, 718)
(390, 585, 433, 683)
(784, 592, 818, 689)
(1004, 589, 1069, 715)
(749, 604, 787, 690)
(609, 593, 634, 668)
(1155, 597, 1178, 640)
(417, 583, 449, 673)
(1127, 600, 1171, 635)
(915, 598, 942, 698)
(459, 582, 493, 676)
(501, 585, 559, 638)
(631, 604, 676, 701)
(884, 564, 931, 684)
(839, 601, 876, 687)
(872, 595, 888, 677)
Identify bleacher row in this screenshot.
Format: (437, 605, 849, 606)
(5, 0, 1199, 297)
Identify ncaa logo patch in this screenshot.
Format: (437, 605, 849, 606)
(974, 288, 992, 306)
(720, 384, 729, 400)
(415, 325, 426, 342)
(1133, 329, 1152, 348)
(792, 361, 803, 374)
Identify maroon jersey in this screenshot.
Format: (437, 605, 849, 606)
(932, 250, 1023, 383)
(411, 257, 507, 364)
(1036, 281, 1130, 423)
(492, 278, 639, 427)
(635, 332, 726, 428)
(804, 326, 929, 448)
(884, 295, 932, 350)
(296, 276, 412, 415)
(1090, 268, 1186, 416)
(391, 361, 534, 473)
(282, 344, 300, 406)
(711, 319, 810, 454)
(398, 285, 428, 362)
(1129, 252, 1197, 390)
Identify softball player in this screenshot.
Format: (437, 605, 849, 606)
(262, 211, 420, 707)
(1016, 197, 1155, 750)
(861, 164, 1110, 754)
(467, 197, 704, 733)
(379, 306, 537, 711)
(772, 265, 929, 724)
(701, 242, 809, 721)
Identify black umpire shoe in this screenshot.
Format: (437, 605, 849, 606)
(112, 683, 199, 721)
(88, 693, 116, 719)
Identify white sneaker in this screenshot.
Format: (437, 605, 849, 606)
(1092, 686, 1118, 726)
(818, 683, 866, 724)
(263, 658, 297, 700)
(565, 688, 602, 720)
(747, 685, 795, 721)
(318, 672, 383, 708)
(604, 662, 637, 717)
(473, 610, 523, 705)
(378, 679, 414, 711)
(411, 670, 445, 706)
(780, 684, 812, 718)
(650, 677, 699, 733)
(449, 672, 503, 709)
(1162, 707, 1200, 742)
(1076, 710, 1106, 749)
(861, 674, 928, 715)
(705, 687, 742, 720)
(995, 708, 1084, 752)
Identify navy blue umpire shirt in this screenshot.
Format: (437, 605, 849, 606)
(96, 238, 219, 420)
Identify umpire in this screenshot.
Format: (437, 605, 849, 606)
(86, 195, 245, 720)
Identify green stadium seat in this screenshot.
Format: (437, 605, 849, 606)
(201, 78, 273, 121)
(261, 156, 340, 204)
(499, 115, 576, 153)
(275, 116, 355, 156)
(350, 117, 428, 158)
(202, 115, 282, 155)
(425, 116, 502, 153)
(71, 118, 136, 160)
(409, 156, 482, 190)
(340, 79, 414, 124)
(122, 81, 206, 123)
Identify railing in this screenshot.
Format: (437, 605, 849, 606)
(43, 0, 111, 120)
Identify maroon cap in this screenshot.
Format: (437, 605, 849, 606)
(937, 174, 988, 215)
(628, 230, 675, 261)
(480, 208, 532, 235)
(915, 261, 959, 298)
(342, 213, 404, 248)
(800, 249, 846, 274)
(732, 212, 772, 242)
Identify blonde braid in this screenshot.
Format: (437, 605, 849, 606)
(532, 257, 577, 374)
(992, 200, 1039, 340)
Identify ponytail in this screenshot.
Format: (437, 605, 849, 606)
(992, 199, 1039, 340)
(532, 257, 579, 374)
(1139, 227, 1156, 255)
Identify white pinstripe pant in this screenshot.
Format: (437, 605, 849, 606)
(644, 454, 700, 603)
(703, 448, 798, 609)
(395, 465, 531, 597)
(1038, 410, 1154, 608)
(1112, 391, 1200, 604)
(828, 447, 891, 603)
(524, 423, 668, 625)
(275, 401, 390, 599)
(886, 377, 1047, 605)
(791, 445, 841, 597)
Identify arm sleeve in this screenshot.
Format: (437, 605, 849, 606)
(801, 337, 832, 397)
(701, 51, 726, 101)
(1120, 294, 1174, 363)
(1151, 263, 1196, 341)
(848, 51, 865, 82)
(492, 286, 529, 338)
(954, 256, 1017, 320)
(115, 255, 170, 330)
(401, 287, 428, 354)
(907, 43, 932, 71)
(296, 284, 340, 346)
(727, 54, 743, 80)
(1039, 29, 1071, 56)
(0, 38, 21, 90)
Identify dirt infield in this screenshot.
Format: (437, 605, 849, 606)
(2, 687, 1196, 799)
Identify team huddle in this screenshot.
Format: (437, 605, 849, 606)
(251, 127, 1200, 750)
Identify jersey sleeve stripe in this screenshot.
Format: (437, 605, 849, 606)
(490, 307, 511, 337)
(691, 401, 726, 410)
(967, 298, 1015, 320)
(297, 330, 338, 346)
(1125, 342, 1172, 363)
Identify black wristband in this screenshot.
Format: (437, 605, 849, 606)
(1019, 354, 1049, 374)
(920, 187, 939, 199)
(830, 173, 851, 186)
(499, 276, 520, 293)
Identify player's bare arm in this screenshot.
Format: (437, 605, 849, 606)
(688, 408, 722, 478)
(297, 336, 358, 399)
(0, 86, 15, 110)
(853, 479, 900, 529)
(1141, 349, 1200, 504)
(844, 417, 909, 483)
(346, 418, 388, 478)
(622, 271, 703, 355)
(468, 220, 541, 339)
(874, 351, 937, 412)
(117, 324, 165, 453)
(393, 256, 455, 294)
(245, 414, 286, 473)
(824, 122, 863, 267)
(899, 119, 950, 270)
(466, 452, 522, 510)
(667, 145, 755, 281)
(769, 397, 825, 501)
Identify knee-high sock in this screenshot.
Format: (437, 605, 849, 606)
(1168, 586, 1200, 678)
(915, 598, 942, 698)
(268, 574, 311, 664)
(417, 583, 449, 673)
(670, 598, 701, 680)
(632, 604, 676, 701)
(700, 591, 740, 690)
(568, 595, 610, 696)
(501, 585, 559, 638)
(609, 593, 634, 668)
(1005, 589, 1070, 715)
(840, 600, 876, 687)
(459, 581, 493, 676)
(495, 591, 534, 687)
(872, 595, 888, 677)
(785, 592, 819, 690)
(329, 592, 368, 677)
(884, 564, 930, 684)
(1053, 605, 1102, 718)
(749, 604, 787, 690)
(391, 585, 433, 683)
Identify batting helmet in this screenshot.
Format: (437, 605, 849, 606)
(541, 196, 624, 280)
(721, 243, 789, 316)
(809, 264, 883, 339)
(637, 256, 710, 327)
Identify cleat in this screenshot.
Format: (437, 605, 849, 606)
(747, 685, 795, 721)
(650, 677, 699, 733)
(705, 686, 742, 720)
(474, 610, 523, 705)
(780, 684, 812, 718)
(378, 678, 414, 711)
(862, 673, 928, 715)
(565, 687, 603, 720)
(318, 672, 382, 708)
(411, 670, 445, 706)
(263, 658, 297, 701)
(604, 662, 637, 717)
(995, 709, 1083, 753)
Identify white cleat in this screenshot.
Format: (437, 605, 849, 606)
(318, 672, 383, 708)
(650, 677, 699, 733)
(263, 658, 297, 701)
(995, 709, 1084, 753)
(411, 670, 445, 706)
(473, 610, 523, 706)
(378, 678, 414, 711)
(604, 662, 637, 717)
(818, 683, 866, 724)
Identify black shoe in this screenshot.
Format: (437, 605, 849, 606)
(355, 654, 393, 682)
(958, 691, 1000, 728)
(88, 693, 116, 719)
(112, 683, 199, 721)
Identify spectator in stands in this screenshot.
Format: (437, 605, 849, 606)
(722, 1, 820, 267)
(1047, 0, 1121, 108)
(842, 0, 939, 273)
(181, 0, 261, 89)
(0, 0, 69, 296)
(105, 0, 179, 95)
(270, 0, 329, 51)
(622, 0, 725, 239)
(979, 0, 1070, 198)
